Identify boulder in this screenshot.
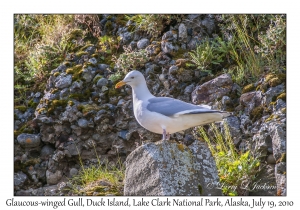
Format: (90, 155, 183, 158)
(124, 140, 222, 196)
(17, 133, 41, 148)
(192, 74, 233, 104)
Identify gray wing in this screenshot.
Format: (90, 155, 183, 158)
(147, 97, 220, 117)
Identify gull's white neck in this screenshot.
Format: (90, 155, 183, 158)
(131, 82, 154, 102)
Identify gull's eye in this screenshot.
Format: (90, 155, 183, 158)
(131, 76, 134, 79)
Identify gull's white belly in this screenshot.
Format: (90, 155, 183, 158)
(133, 99, 224, 134)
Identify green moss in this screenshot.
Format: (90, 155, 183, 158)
(104, 21, 113, 35)
(269, 77, 281, 87)
(250, 106, 264, 122)
(66, 64, 83, 81)
(115, 15, 127, 26)
(277, 93, 286, 101)
(69, 89, 91, 102)
(108, 87, 120, 97)
(14, 122, 34, 138)
(78, 104, 102, 114)
(173, 48, 187, 60)
(68, 100, 74, 106)
(91, 53, 98, 58)
(15, 105, 27, 112)
(50, 88, 59, 94)
(265, 73, 275, 82)
(54, 72, 60, 77)
(28, 99, 38, 109)
(177, 143, 185, 152)
(76, 51, 89, 58)
(63, 61, 72, 67)
(265, 114, 279, 122)
(93, 75, 103, 84)
(37, 107, 46, 114)
(79, 43, 94, 52)
(242, 83, 255, 94)
(86, 62, 96, 67)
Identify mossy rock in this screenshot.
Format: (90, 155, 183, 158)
(242, 83, 255, 94)
(77, 104, 102, 114)
(250, 106, 264, 122)
(69, 89, 91, 102)
(269, 77, 281, 87)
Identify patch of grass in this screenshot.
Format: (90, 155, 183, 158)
(69, 142, 125, 196)
(198, 123, 260, 196)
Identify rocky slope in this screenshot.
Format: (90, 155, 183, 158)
(14, 14, 286, 196)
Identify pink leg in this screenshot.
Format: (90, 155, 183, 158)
(162, 129, 170, 140)
(162, 129, 167, 140)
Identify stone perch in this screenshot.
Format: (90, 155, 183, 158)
(124, 140, 222, 196)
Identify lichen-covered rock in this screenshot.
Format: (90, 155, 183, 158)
(263, 84, 285, 105)
(17, 133, 41, 148)
(269, 123, 286, 162)
(55, 74, 72, 89)
(96, 78, 108, 87)
(137, 38, 150, 49)
(161, 41, 177, 54)
(178, 23, 187, 42)
(46, 170, 63, 185)
(124, 140, 222, 196)
(192, 74, 233, 104)
(240, 91, 263, 115)
(40, 145, 55, 159)
(14, 171, 28, 188)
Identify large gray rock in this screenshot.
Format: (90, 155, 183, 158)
(17, 133, 41, 148)
(269, 123, 286, 162)
(192, 74, 233, 104)
(46, 170, 63, 185)
(124, 140, 222, 196)
(14, 171, 28, 188)
(55, 74, 72, 89)
(178, 23, 187, 42)
(137, 38, 150, 49)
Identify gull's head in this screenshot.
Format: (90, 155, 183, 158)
(115, 70, 145, 89)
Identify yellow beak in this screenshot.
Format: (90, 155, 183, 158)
(115, 81, 126, 88)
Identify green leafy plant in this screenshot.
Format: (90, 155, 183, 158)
(188, 37, 230, 75)
(127, 14, 184, 38)
(198, 123, 260, 196)
(112, 46, 149, 73)
(256, 15, 286, 73)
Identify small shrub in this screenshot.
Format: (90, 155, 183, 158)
(198, 123, 260, 196)
(188, 36, 230, 75)
(112, 46, 149, 73)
